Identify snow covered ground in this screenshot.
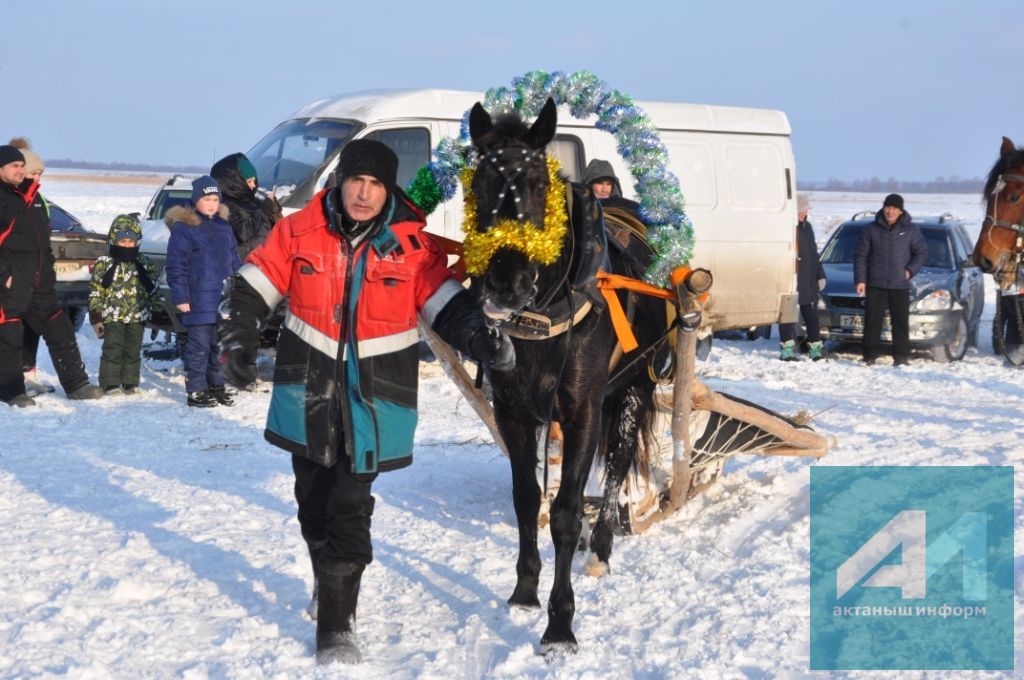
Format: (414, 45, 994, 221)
(0, 182, 1020, 678)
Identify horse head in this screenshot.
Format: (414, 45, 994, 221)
(466, 98, 562, 318)
(973, 136, 1024, 289)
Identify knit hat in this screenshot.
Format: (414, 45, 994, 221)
(191, 175, 221, 204)
(337, 139, 398, 188)
(236, 155, 257, 182)
(108, 213, 142, 244)
(0, 145, 25, 167)
(797, 194, 811, 213)
(883, 193, 904, 211)
(9, 138, 43, 174)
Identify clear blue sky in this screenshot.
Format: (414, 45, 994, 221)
(3, 0, 1021, 182)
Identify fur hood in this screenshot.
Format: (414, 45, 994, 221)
(164, 203, 230, 228)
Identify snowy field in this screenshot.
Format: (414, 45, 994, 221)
(0, 180, 1021, 678)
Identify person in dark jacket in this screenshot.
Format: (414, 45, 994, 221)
(854, 193, 927, 366)
(165, 176, 241, 406)
(10, 138, 57, 396)
(219, 139, 514, 665)
(0, 145, 102, 406)
(209, 152, 282, 261)
(779, 195, 826, 360)
(581, 158, 642, 217)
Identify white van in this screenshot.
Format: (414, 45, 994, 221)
(243, 88, 798, 330)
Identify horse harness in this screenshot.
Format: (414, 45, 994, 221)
(986, 173, 1024, 255)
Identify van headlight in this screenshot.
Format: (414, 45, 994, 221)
(911, 289, 952, 312)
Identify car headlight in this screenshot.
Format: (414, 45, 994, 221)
(912, 289, 952, 312)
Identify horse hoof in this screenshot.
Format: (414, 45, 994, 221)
(583, 553, 608, 578)
(540, 637, 578, 660)
(507, 594, 541, 610)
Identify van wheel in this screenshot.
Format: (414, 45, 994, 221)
(933, 313, 968, 362)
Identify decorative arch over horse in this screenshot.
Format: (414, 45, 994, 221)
(465, 97, 672, 656)
(972, 136, 1024, 289)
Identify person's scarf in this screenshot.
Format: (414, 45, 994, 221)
(101, 244, 155, 294)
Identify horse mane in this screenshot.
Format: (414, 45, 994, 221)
(984, 144, 1024, 196)
(474, 112, 531, 148)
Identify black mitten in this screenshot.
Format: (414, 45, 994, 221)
(468, 327, 516, 371)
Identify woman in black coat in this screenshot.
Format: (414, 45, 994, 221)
(210, 153, 282, 261)
(779, 195, 825, 361)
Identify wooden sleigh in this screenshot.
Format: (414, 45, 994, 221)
(422, 236, 834, 535)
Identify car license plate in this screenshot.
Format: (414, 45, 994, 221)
(839, 314, 864, 332)
(55, 261, 87, 277)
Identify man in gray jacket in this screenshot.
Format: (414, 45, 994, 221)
(854, 193, 926, 366)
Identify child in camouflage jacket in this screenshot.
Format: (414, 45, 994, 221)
(88, 214, 161, 394)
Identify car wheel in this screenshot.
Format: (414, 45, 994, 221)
(933, 313, 968, 362)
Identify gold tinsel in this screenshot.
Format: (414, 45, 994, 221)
(461, 156, 569, 276)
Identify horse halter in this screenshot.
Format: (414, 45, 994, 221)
(985, 173, 1024, 247)
(475, 146, 545, 230)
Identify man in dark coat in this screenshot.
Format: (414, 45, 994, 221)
(0, 145, 102, 406)
(854, 193, 927, 366)
(581, 158, 642, 217)
(778, 195, 826, 360)
(219, 139, 514, 665)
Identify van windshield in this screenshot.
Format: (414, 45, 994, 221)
(246, 118, 356, 200)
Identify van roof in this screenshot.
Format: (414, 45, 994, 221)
(291, 88, 791, 136)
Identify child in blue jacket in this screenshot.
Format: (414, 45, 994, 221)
(165, 176, 241, 407)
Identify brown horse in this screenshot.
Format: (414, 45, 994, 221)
(972, 137, 1024, 289)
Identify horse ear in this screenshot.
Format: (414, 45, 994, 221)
(469, 103, 493, 144)
(1001, 136, 1016, 157)
(525, 98, 558, 150)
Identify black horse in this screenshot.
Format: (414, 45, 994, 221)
(467, 99, 666, 655)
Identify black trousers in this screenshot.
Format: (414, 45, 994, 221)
(779, 303, 822, 343)
(292, 454, 378, 565)
(863, 287, 911, 362)
(0, 259, 89, 401)
(98, 321, 145, 389)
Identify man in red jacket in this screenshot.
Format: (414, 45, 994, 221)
(0, 145, 101, 406)
(220, 139, 513, 665)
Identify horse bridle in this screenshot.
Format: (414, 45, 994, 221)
(476, 146, 546, 228)
(982, 173, 1024, 286)
(474, 145, 571, 310)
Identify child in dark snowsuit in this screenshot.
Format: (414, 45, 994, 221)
(165, 176, 241, 407)
(88, 214, 161, 394)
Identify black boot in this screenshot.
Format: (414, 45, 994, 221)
(306, 540, 325, 620)
(187, 390, 217, 407)
(208, 385, 234, 406)
(316, 559, 364, 665)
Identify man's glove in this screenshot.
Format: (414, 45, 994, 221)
(220, 332, 258, 388)
(469, 327, 516, 372)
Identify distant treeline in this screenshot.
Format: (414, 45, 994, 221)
(47, 158, 205, 174)
(802, 176, 984, 194)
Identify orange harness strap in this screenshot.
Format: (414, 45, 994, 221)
(595, 270, 677, 352)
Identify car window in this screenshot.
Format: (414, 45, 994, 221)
(820, 223, 865, 264)
(920, 227, 953, 269)
(48, 203, 86, 233)
(247, 118, 356, 195)
(365, 127, 431, 191)
(148, 190, 192, 221)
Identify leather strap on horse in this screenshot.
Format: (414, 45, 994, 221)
(596, 270, 676, 352)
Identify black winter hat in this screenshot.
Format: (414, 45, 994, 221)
(0, 145, 26, 167)
(337, 139, 398, 188)
(883, 193, 904, 211)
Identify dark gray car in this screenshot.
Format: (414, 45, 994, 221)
(818, 213, 984, 362)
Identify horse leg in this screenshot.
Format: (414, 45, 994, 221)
(540, 407, 601, 655)
(502, 418, 543, 610)
(588, 384, 652, 576)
